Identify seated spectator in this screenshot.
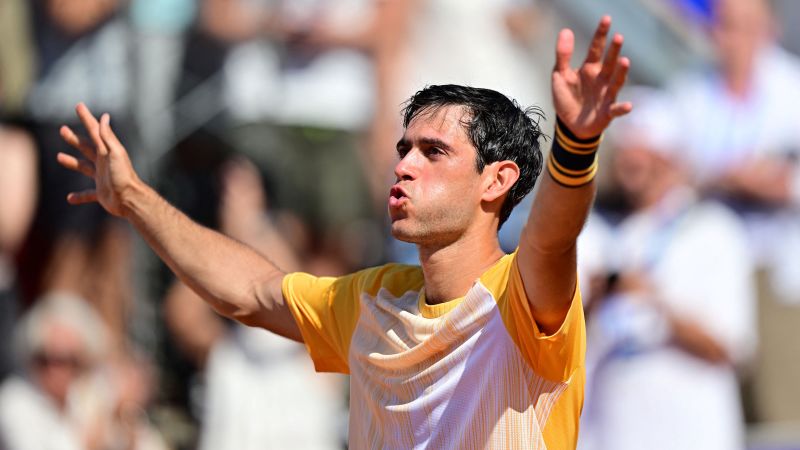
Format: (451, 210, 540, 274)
(163, 158, 346, 450)
(578, 90, 757, 450)
(0, 292, 166, 450)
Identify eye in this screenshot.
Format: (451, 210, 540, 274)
(397, 146, 410, 159)
(424, 147, 444, 157)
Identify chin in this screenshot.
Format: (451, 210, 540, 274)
(390, 221, 419, 243)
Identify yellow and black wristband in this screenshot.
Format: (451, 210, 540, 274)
(547, 117, 602, 188)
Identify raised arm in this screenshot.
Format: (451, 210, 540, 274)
(56, 103, 302, 341)
(517, 16, 631, 334)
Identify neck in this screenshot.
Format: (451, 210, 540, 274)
(417, 228, 506, 305)
(724, 68, 752, 100)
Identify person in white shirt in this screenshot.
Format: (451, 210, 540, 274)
(578, 91, 757, 450)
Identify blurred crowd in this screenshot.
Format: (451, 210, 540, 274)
(1, 0, 800, 449)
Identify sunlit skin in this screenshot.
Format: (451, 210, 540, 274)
(388, 106, 518, 248)
(55, 15, 631, 338)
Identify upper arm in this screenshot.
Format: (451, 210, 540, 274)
(516, 233, 578, 336)
(243, 272, 304, 342)
(500, 254, 586, 382)
(516, 170, 593, 335)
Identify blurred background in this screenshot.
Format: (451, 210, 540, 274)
(1, 0, 799, 449)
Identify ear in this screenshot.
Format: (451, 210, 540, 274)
(481, 160, 520, 203)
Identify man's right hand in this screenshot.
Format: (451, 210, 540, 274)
(56, 103, 300, 340)
(57, 103, 140, 218)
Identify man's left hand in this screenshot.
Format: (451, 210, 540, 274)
(552, 15, 632, 139)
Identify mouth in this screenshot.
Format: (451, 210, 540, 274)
(388, 185, 408, 208)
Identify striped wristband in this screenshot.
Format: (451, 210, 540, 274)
(547, 117, 602, 188)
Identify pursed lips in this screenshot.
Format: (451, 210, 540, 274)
(388, 185, 409, 208)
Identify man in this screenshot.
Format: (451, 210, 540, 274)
(0, 292, 167, 450)
(577, 92, 756, 450)
(663, 0, 800, 422)
(57, 16, 630, 449)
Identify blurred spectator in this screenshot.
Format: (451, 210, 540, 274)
(210, 0, 382, 274)
(0, 292, 166, 450)
(129, 0, 197, 160)
(663, 0, 800, 295)
(661, 0, 800, 424)
(18, 0, 135, 352)
(0, 0, 35, 115)
(0, 0, 38, 382)
(577, 91, 757, 450)
(381, 0, 546, 113)
(0, 126, 38, 380)
(163, 158, 345, 449)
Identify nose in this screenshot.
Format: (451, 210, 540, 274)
(394, 150, 418, 181)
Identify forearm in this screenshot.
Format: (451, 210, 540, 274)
(668, 314, 730, 365)
(122, 180, 287, 329)
(517, 121, 600, 332)
(523, 120, 599, 254)
(524, 173, 595, 254)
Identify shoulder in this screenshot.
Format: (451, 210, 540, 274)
(762, 45, 800, 80)
(0, 376, 39, 408)
(0, 376, 52, 426)
(690, 200, 748, 238)
(477, 253, 518, 302)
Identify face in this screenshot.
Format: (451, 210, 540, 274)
(712, 0, 771, 77)
(612, 144, 658, 206)
(32, 321, 89, 407)
(389, 106, 487, 246)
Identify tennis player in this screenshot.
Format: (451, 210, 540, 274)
(58, 16, 630, 449)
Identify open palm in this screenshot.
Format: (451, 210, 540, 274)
(57, 103, 140, 218)
(552, 16, 632, 139)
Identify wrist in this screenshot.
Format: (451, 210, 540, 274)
(556, 116, 603, 143)
(547, 118, 602, 188)
(119, 177, 152, 220)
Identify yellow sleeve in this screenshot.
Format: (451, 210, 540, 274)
(493, 252, 586, 449)
(282, 271, 363, 374)
(499, 253, 586, 383)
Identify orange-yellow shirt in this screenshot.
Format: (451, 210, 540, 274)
(282, 251, 585, 449)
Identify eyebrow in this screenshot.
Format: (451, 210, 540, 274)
(396, 136, 454, 152)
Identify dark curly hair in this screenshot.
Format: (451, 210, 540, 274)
(402, 84, 545, 229)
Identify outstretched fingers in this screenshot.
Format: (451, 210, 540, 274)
(609, 101, 634, 118)
(607, 56, 632, 118)
(585, 15, 611, 64)
(99, 113, 124, 154)
(75, 102, 109, 157)
(554, 28, 575, 73)
(599, 33, 623, 79)
(604, 56, 630, 105)
(57, 152, 96, 178)
(60, 125, 97, 162)
(66, 189, 98, 205)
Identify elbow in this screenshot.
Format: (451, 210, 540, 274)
(223, 295, 265, 327)
(228, 272, 284, 327)
(230, 309, 263, 328)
